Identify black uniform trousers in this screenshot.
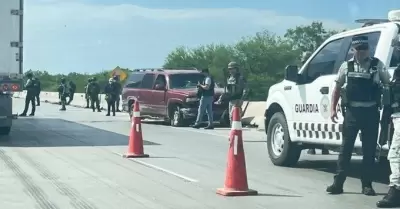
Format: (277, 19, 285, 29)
(90, 94, 101, 111)
(107, 98, 116, 116)
(335, 105, 379, 186)
(22, 93, 36, 115)
(68, 91, 75, 104)
(35, 91, 40, 106)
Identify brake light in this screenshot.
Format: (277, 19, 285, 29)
(1, 83, 20, 91)
(11, 84, 19, 91)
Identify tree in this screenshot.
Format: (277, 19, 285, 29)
(26, 22, 342, 101)
(284, 21, 340, 53)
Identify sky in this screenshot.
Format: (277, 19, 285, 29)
(24, 0, 400, 74)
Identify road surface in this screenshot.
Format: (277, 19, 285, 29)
(0, 98, 392, 209)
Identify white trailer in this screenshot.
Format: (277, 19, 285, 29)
(0, 0, 24, 135)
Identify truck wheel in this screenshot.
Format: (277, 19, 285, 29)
(170, 106, 184, 127)
(0, 127, 11, 136)
(267, 112, 301, 167)
(128, 100, 134, 120)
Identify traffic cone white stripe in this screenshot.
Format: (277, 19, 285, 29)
(233, 135, 238, 155)
(133, 111, 140, 117)
(231, 121, 242, 130)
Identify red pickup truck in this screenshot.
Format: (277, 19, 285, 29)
(121, 68, 230, 127)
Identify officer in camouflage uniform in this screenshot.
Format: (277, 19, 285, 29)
(57, 78, 69, 111)
(377, 65, 400, 208)
(224, 61, 248, 124)
(84, 78, 92, 108)
(88, 77, 101, 112)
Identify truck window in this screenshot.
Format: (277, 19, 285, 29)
(141, 73, 156, 89)
(391, 46, 400, 67)
(169, 73, 205, 89)
(305, 38, 344, 80)
(154, 74, 166, 88)
(390, 35, 400, 67)
(124, 72, 145, 88)
(345, 32, 381, 61)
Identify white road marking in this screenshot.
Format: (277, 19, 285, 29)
(130, 159, 199, 183)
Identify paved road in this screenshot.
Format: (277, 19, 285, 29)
(0, 99, 393, 209)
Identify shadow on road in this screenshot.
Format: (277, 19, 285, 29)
(0, 118, 161, 147)
(296, 159, 391, 185)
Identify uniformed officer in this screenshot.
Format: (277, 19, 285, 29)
(67, 80, 76, 105)
(58, 78, 69, 111)
(19, 72, 37, 116)
(327, 35, 391, 195)
(34, 78, 41, 106)
(88, 77, 101, 112)
(377, 65, 400, 208)
(301, 51, 330, 155)
(113, 75, 122, 112)
(223, 61, 248, 123)
(104, 77, 118, 116)
(84, 78, 92, 108)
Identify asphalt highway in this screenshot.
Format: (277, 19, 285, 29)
(0, 98, 393, 209)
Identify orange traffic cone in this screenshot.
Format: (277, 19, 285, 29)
(216, 106, 257, 196)
(123, 101, 149, 158)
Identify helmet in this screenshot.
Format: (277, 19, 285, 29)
(227, 61, 239, 69)
(60, 78, 66, 83)
(87, 78, 92, 82)
(113, 75, 119, 80)
(26, 72, 33, 78)
(92, 77, 97, 81)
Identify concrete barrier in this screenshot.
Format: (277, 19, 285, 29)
(13, 91, 266, 128)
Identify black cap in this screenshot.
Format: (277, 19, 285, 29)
(351, 35, 368, 46)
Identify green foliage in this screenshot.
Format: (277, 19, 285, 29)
(26, 68, 130, 93)
(164, 22, 342, 100)
(30, 21, 343, 100)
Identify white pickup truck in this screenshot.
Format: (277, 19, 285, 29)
(0, 0, 24, 135)
(264, 10, 400, 167)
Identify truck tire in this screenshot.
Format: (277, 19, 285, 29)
(267, 112, 301, 167)
(170, 105, 185, 127)
(0, 127, 11, 136)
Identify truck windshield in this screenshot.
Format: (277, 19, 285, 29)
(169, 73, 205, 89)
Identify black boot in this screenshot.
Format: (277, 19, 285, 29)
(326, 176, 344, 194)
(377, 187, 400, 208)
(362, 185, 376, 196)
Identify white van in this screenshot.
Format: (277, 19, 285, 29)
(264, 10, 400, 167)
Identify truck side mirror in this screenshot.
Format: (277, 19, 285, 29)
(284, 65, 299, 82)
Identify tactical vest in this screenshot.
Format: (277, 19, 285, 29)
(227, 74, 243, 100)
(345, 58, 380, 103)
(202, 76, 215, 97)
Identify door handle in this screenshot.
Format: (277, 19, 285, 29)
(320, 87, 329, 94)
(284, 86, 292, 90)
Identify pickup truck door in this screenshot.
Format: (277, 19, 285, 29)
(151, 74, 167, 116)
(289, 37, 349, 142)
(138, 73, 156, 115)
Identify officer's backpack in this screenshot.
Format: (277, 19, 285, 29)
(89, 83, 100, 94)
